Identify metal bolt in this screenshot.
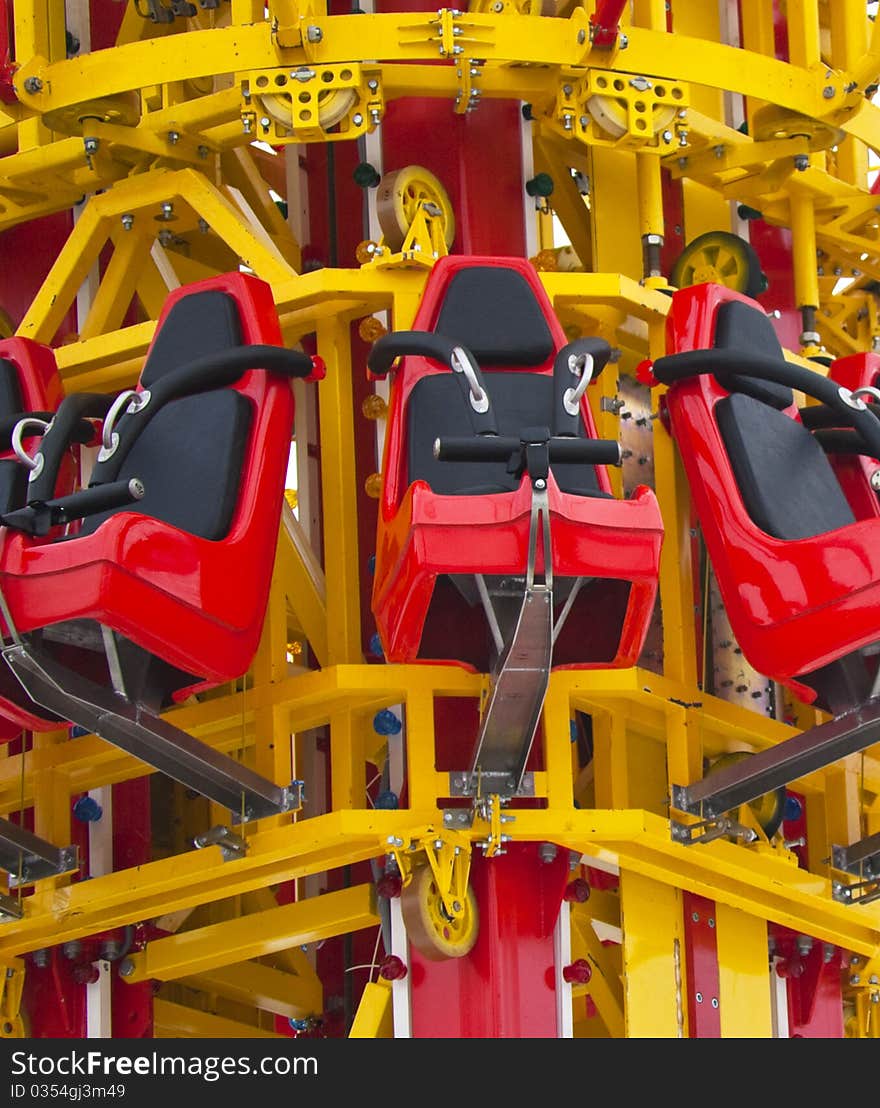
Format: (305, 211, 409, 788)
(352, 113, 364, 126)
(452, 900, 461, 912)
(83, 137, 99, 155)
(872, 994, 880, 1004)
(823, 86, 835, 99)
(579, 115, 588, 128)
(851, 955, 861, 965)
(387, 835, 403, 847)
(118, 958, 135, 978)
(535, 478, 547, 489)
(306, 25, 323, 42)
(62, 940, 82, 961)
(368, 79, 379, 92)
(260, 116, 271, 129)
(23, 76, 43, 94)
(619, 33, 628, 48)
(695, 991, 703, 1003)
(198, 145, 209, 158)
(31, 950, 50, 969)
(711, 997, 719, 1008)
(577, 28, 585, 44)
(167, 131, 179, 144)
(538, 842, 557, 864)
(121, 213, 134, 231)
(851, 974, 861, 985)
(198, 218, 209, 234)
(708, 918, 715, 928)
(662, 130, 672, 142)
(692, 912, 700, 922)
(370, 109, 381, 125)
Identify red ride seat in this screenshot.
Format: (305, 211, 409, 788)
(0, 337, 83, 740)
(817, 351, 880, 521)
(370, 255, 664, 671)
(0, 272, 320, 712)
(650, 282, 880, 714)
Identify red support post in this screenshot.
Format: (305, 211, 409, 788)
(589, 0, 629, 48)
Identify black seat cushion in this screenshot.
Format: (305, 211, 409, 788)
(714, 301, 794, 410)
(0, 359, 24, 419)
(140, 290, 244, 387)
(408, 372, 603, 498)
(0, 458, 26, 518)
(80, 290, 253, 541)
(434, 267, 555, 367)
(717, 392, 855, 539)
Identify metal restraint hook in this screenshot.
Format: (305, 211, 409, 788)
(11, 416, 51, 479)
(97, 388, 152, 462)
(450, 345, 489, 413)
(562, 352, 594, 417)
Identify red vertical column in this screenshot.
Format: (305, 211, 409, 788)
(377, 0, 529, 258)
(409, 843, 570, 1038)
(682, 891, 722, 1038)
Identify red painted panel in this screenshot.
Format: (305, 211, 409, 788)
(682, 891, 721, 1038)
(409, 842, 569, 1038)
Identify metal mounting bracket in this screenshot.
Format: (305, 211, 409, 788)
(672, 697, 880, 824)
(3, 640, 301, 823)
(0, 816, 78, 886)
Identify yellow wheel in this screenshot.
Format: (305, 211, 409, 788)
(671, 231, 767, 299)
(400, 863, 479, 961)
(43, 92, 141, 136)
(751, 105, 845, 152)
(711, 751, 786, 839)
(375, 166, 455, 253)
(258, 86, 358, 134)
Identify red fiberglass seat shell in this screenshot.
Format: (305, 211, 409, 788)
(0, 271, 296, 689)
(656, 282, 880, 710)
(371, 255, 664, 670)
(823, 351, 880, 520)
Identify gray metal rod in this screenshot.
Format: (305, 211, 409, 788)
(0, 815, 78, 886)
(672, 697, 880, 818)
(5, 643, 297, 823)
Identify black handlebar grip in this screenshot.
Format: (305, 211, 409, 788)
(368, 331, 463, 378)
(433, 435, 622, 466)
(46, 478, 145, 525)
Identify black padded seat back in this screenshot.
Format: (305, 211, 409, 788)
(0, 459, 26, 518)
(433, 267, 555, 367)
(717, 392, 855, 539)
(0, 360, 27, 516)
(140, 290, 244, 388)
(408, 372, 603, 497)
(80, 290, 252, 541)
(713, 301, 794, 410)
(0, 359, 24, 419)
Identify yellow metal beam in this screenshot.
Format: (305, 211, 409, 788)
(349, 979, 393, 1038)
(183, 961, 323, 1019)
(124, 883, 378, 983)
(153, 998, 285, 1038)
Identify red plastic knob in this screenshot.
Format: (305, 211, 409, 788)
(379, 955, 408, 981)
(562, 958, 592, 985)
(563, 878, 591, 903)
(376, 872, 402, 899)
(635, 358, 658, 387)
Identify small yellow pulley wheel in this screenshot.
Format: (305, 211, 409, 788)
(258, 87, 359, 132)
(400, 863, 479, 961)
(671, 231, 768, 299)
(376, 166, 456, 253)
(711, 751, 786, 839)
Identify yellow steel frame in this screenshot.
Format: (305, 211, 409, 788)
(0, 0, 879, 1039)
